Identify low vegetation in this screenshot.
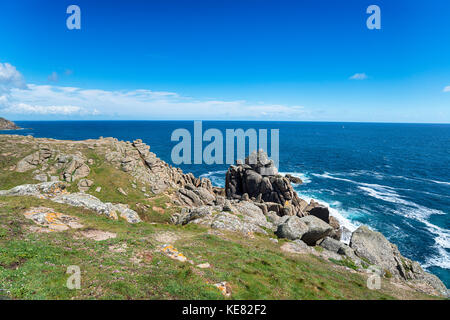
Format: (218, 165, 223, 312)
(0, 134, 441, 300)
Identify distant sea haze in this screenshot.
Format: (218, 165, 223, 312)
(3, 120, 449, 287)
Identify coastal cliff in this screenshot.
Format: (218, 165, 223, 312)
(0, 118, 20, 130)
(0, 134, 447, 299)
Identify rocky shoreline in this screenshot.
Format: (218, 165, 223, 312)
(0, 117, 20, 130)
(0, 134, 447, 298)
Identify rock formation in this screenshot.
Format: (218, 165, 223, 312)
(349, 226, 448, 296)
(102, 138, 215, 198)
(0, 181, 141, 223)
(0, 117, 20, 130)
(225, 150, 309, 217)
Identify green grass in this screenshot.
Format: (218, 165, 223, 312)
(0, 136, 39, 189)
(175, 233, 402, 300)
(0, 196, 222, 300)
(329, 257, 359, 271)
(0, 194, 438, 300)
(314, 246, 324, 253)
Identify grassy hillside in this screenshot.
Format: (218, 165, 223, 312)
(0, 135, 440, 300)
(1, 195, 437, 300)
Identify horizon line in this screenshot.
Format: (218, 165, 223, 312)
(7, 119, 450, 125)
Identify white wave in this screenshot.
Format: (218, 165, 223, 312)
(332, 170, 385, 180)
(280, 171, 311, 184)
(360, 188, 450, 271)
(199, 170, 227, 188)
(394, 187, 450, 199)
(312, 171, 450, 271)
(358, 185, 446, 220)
(313, 172, 391, 189)
(312, 172, 356, 184)
(314, 172, 446, 217)
(385, 174, 450, 187)
(199, 170, 227, 179)
(357, 185, 411, 206)
(317, 170, 450, 190)
(428, 179, 450, 186)
(404, 213, 450, 270)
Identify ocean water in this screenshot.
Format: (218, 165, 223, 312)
(2, 121, 449, 287)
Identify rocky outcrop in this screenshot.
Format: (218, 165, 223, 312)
(304, 199, 330, 223)
(195, 211, 269, 235)
(299, 215, 333, 245)
(60, 155, 90, 182)
(175, 199, 274, 236)
(171, 206, 213, 225)
(0, 117, 20, 130)
(103, 138, 216, 201)
(15, 146, 92, 185)
(0, 181, 68, 198)
(225, 150, 308, 217)
(328, 216, 342, 240)
(319, 236, 344, 253)
(319, 236, 362, 264)
(16, 146, 52, 172)
(23, 207, 84, 232)
(275, 216, 308, 240)
(285, 174, 303, 184)
(350, 226, 448, 297)
(176, 184, 216, 207)
(351, 226, 394, 267)
(0, 181, 141, 223)
(231, 201, 273, 230)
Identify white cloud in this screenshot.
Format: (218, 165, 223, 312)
(0, 62, 27, 109)
(4, 84, 308, 119)
(443, 86, 450, 92)
(2, 103, 99, 115)
(349, 73, 368, 80)
(0, 61, 309, 119)
(0, 62, 26, 90)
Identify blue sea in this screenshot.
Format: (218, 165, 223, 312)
(2, 121, 449, 287)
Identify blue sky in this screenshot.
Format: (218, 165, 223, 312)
(0, 0, 449, 122)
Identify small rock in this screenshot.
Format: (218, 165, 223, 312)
(299, 215, 333, 245)
(79, 230, 116, 241)
(109, 243, 128, 253)
(159, 244, 187, 262)
(266, 211, 280, 225)
(214, 282, 232, 297)
(319, 237, 343, 253)
(24, 207, 83, 232)
(78, 179, 93, 192)
(117, 187, 128, 196)
(33, 173, 48, 182)
(276, 216, 308, 240)
(196, 263, 211, 269)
